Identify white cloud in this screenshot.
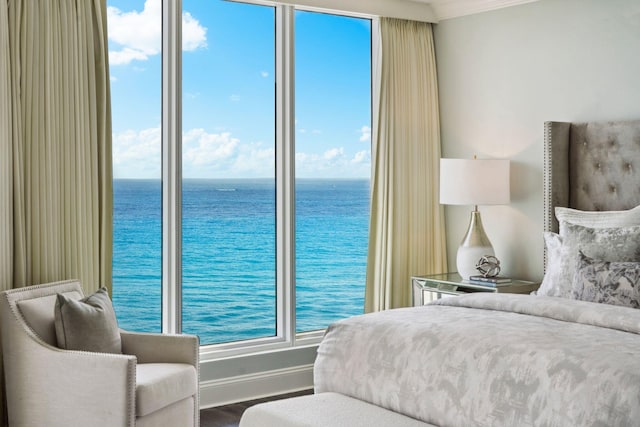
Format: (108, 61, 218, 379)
(110, 75, 118, 82)
(231, 143, 275, 175)
(113, 127, 369, 179)
(114, 127, 273, 179)
(112, 126, 162, 178)
(107, 0, 207, 66)
(229, 94, 241, 102)
(110, 48, 150, 66)
(183, 129, 238, 166)
(359, 125, 371, 142)
(260, 71, 269, 78)
(295, 147, 370, 178)
(183, 129, 275, 178)
(297, 126, 321, 135)
(352, 150, 370, 164)
(324, 147, 344, 160)
(182, 12, 207, 51)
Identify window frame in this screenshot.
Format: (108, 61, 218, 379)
(160, 0, 375, 360)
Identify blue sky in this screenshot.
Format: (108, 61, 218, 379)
(107, 0, 371, 179)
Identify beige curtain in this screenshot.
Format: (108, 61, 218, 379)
(1, 0, 13, 289)
(0, 1, 112, 421)
(365, 18, 447, 312)
(0, 3, 12, 425)
(5, 0, 113, 294)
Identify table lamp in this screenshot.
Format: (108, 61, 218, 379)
(439, 158, 510, 280)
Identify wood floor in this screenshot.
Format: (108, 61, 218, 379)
(200, 390, 313, 427)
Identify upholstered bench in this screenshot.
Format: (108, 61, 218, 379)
(239, 392, 435, 427)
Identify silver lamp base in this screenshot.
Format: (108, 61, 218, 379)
(456, 209, 495, 280)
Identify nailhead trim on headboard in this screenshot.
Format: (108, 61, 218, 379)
(543, 121, 553, 235)
(543, 121, 571, 234)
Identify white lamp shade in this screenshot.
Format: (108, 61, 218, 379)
(440, 158, 510, 206)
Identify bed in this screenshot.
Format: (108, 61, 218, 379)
(240, 119, 640, 427)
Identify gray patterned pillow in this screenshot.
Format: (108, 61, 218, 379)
(572, 252, 640, 309)
(537, 223, 640, 298)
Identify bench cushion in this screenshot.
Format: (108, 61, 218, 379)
(239, 392, 434, 427)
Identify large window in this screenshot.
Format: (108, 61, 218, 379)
(108, 0, 372, 349)
(181, 1, 276, 345)
(294, 11, 371, 332)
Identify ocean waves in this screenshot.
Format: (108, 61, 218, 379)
(112, 178, 369, 345)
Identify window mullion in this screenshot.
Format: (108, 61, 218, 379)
(275, 4, 296, 344)
(161, 0, 183, 334)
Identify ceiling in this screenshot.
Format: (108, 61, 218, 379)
(283, 0, 538, 23)
(407, 0, 538, 21)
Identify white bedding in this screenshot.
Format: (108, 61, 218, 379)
(314, 293, 640, 427)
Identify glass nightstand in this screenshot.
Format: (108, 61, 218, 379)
(412, 272, 539, 306)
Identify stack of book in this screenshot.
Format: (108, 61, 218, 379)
(468, 275, 512, 287)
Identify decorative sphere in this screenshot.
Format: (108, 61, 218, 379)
(475, 255, 501, 278)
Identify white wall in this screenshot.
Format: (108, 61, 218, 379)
(434, 0, 640, 281)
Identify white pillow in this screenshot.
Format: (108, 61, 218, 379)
(556, 205, 640, 235)
(538, 232, 563, 297)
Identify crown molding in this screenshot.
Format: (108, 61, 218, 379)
(276, 0, 438, 22)
(246, 0, 536, 22)
(419, 0, 539, 21)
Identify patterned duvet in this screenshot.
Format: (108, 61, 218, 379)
(314, 293, 640, 427)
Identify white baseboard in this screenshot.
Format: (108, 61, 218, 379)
(199, 364, 314, 409)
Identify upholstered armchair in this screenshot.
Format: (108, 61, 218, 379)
(0, 280, 199, 427)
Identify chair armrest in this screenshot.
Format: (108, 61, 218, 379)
(0, 287, 138, 427)
(120, 330, 199, 366)
(5, 345, 137, 427)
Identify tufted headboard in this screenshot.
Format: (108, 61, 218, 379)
(544, 119, 640, 233)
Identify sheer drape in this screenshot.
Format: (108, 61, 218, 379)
(365, 18, 447, 312)
(0, 1, 112, 422)
(4, 0, 112, 294)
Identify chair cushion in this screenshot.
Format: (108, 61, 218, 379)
(17, 291, 83, 346)
(54, 287, 121, 353)
(136, 363, 198, 417)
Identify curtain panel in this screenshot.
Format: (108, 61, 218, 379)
(0, 1, 112, 423)
(365, 18, 447, 312)
(1, 0, 13, 290)
(4, 0, 112, 294)
(0, 4, 13, 425)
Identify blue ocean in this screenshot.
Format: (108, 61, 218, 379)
(112, 179, 369, 345)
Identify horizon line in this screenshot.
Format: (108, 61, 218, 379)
(113, 177, 371, 181)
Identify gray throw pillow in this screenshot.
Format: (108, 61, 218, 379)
(537, 223, 640, 298)
(572, 252, 640, 309)
(54, 287, 122, 353)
